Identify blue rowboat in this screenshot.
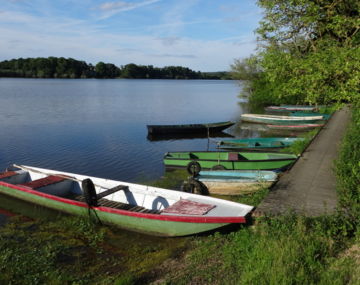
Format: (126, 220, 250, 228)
(217, 137, 304, 151)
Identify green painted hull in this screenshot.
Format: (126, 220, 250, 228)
(290, 112, 331, 120)
(0, 184, 229, 237)
(164, 151, 297, 171)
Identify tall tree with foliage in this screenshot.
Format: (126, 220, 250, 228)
(232, 0, 360, 106)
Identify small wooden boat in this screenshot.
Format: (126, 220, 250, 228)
(267, 123, 325, 131)
(217, 137, 304, 151)
(241, 114, 324, 125)
(290, 111, 331, 120)
(147, 131, 234, 141)
(147, 121, 234, 135)
(163, 151, 298, 172)
(0, 164, 253, 237)
(184, 170, 278, 195)
(265, 105, 319, 112)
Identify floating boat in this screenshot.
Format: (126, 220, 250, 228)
(265, 105, 319, 112)
(163, 151, 298, 172)
(241, 114, 324, 125)
(0, 165, 253, 237)
(267, 123, 325, 131)
(290, 111, 331, 120)
(183, 170, 278, 195)
(147, 131, 234, 142)
(147, 121, 234, 135)
(217, 137, 304, 151)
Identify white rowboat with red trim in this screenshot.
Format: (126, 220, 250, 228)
(0, 165, 253, 237)
(241, 114, 324, 125)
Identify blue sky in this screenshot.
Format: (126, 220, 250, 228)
(0, 0, 262, 71)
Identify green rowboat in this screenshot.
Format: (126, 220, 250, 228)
(164, 151, 298, 171)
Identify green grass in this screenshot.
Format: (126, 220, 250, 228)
(0, 215, 188, 285)
(280, 129, 319, 155)
(153, 105, 360, 285)
(1, 105, 359, 285)
(161, 213, 359, 284)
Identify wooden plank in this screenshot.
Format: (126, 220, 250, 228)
(96, 185, 128, 199)
(21, 175, 65, 189)
(0, 171, 18, 180)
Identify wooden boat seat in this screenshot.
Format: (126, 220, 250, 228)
(96, 185, 129, 199)
(20, 175, 67, 189)
(0, 171, 19, 180)
(228, 152, 239, 160)
(74, 195, 161, 214)
(228, 153, 247, 161)
(0, 170, 30, 184)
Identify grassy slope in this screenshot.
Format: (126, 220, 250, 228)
(0, 108, 358, 284)
(152, 106, 359, 284)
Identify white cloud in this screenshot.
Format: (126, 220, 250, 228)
(97, 0, 162, 19)
(0, 2, 259, 71)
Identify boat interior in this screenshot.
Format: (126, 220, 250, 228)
(0, 169, 162, 214)
(0, 168, 243, 217)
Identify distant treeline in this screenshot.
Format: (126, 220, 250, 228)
(0, 57, 231, 80)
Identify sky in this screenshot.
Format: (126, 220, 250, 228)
(0, 0, 263, 72)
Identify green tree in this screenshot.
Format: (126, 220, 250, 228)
(232, 0, 360, 105)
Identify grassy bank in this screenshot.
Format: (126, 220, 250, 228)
(0, 107, 358, 284)
(150, 106, 359, 284)
(0, 213, 189, 285)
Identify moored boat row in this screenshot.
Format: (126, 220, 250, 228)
(1, 104, 330, 236)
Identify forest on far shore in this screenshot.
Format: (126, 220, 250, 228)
(0, 57, 231, 80)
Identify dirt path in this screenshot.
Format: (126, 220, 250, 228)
(254, 107, 351, 217)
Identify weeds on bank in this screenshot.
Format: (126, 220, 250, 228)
(281, 128, 319, 155)
(164, 213, 358, 284)
(0, 216, 114, 285)
(161, 105, 360, 285)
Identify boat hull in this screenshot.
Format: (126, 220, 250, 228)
(200, 180, 274, 195)
(0, 182, 233, 237)
(241, 114, 324, 125)
(147, 121, 234, 135)
(164, 151, 297, 171)
(0, 164, 255, 237)
(265, 105, 318, 112)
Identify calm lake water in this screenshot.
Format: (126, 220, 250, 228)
(0, 78, 256, 183)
